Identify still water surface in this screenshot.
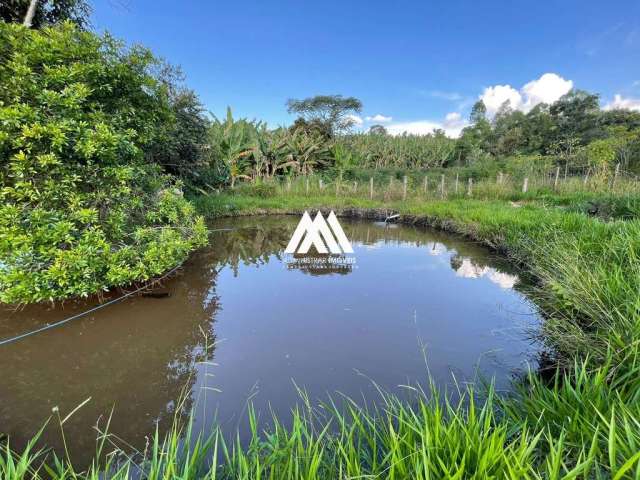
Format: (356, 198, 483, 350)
(0, 215, 540, 463)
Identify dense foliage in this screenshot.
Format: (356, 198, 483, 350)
(199, 91, 640, 190)
(1, 0, 90, 29)
(338, 130, 457, 169)
(194, 108, 332, 189)
(0, 22, 206, 304)
(457, 93, 640, 172)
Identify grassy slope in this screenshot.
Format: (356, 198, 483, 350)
(3, 192, 640, 479)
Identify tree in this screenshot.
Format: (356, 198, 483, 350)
(368, 124, 387, 135)
(149, 88, 210, 185)
(599, 108, 640, 131)
(286, 94, 363, 135)
(585, 138, 618, 180)
(549, 90, 603, 145)
(491, 101, 527, 155)
(469, 100, 487, 124)
(1, 0, 91, 28)
(289, 117, 333, 140)
(0, 22, 206, 303)
(523, 103, 554, 153)
(457, 101, 492, 163)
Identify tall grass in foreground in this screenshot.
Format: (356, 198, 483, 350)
(3, 368, 640, 479)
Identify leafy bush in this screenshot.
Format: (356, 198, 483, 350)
(0, 22, 207, 304)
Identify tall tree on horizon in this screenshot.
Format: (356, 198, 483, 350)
(286, 94, 363, 136)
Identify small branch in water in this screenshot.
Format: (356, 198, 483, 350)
(142, 291, 171, 299)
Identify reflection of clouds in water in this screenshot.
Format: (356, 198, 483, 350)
(454, 258, 518, 289)
(487, 270, 518, 289)
(427, 242, 449, 256)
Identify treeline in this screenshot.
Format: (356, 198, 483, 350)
(185, 95, 640, 191)
(456, 94, 640, 172)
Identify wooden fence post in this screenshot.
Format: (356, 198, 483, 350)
(440, 174, 445, 198)
(522, 177, 529, 193)
(583, 168, 590, 186)
(286, 178, 291, 192)
(402, 175, 407, 200)
(554, 166, 560, 190)
(455, 173, 459, 194)
(369, 177, 374, 200)
(612, 163, 620, 190)
(423, 176, 428, 194)
(467, 177, 473, 196)
(354, 181, 358, 194)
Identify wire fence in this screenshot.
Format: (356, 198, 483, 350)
(265, 163, 640, 202)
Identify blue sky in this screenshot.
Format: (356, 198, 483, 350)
(92, 0, 640, 135)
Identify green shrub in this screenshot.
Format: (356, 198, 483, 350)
(0, 22, 207, 304)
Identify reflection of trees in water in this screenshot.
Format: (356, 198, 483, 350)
(206, 216, 523, 285)
(207, 221, 291, 275)
(0, 260, 221, 467)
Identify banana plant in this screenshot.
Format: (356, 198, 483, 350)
(209, 107, 258, 187)
(254, 127, 289, 179)
(282, 128, 332, 176)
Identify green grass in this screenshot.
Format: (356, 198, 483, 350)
(4, 187, 640, 479)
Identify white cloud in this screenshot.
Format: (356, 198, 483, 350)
(345, 114, 364, 126)
(365, 114, 392, 123)
(386, 121, 443, 136)
(442, 111, 467, 137)
(479, 73, 573, 116)
(378, 73, 573, 137)
(385, 111, 468, 138)
(480, 84, 523, 116)
(444, 112, 461, 122)
(521, 73, 573, 110)
(604, 94, 640, 111)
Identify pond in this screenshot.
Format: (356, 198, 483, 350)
(0, 214, 541, 465)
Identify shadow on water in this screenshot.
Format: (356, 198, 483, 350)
(0, 215, 541, 466)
